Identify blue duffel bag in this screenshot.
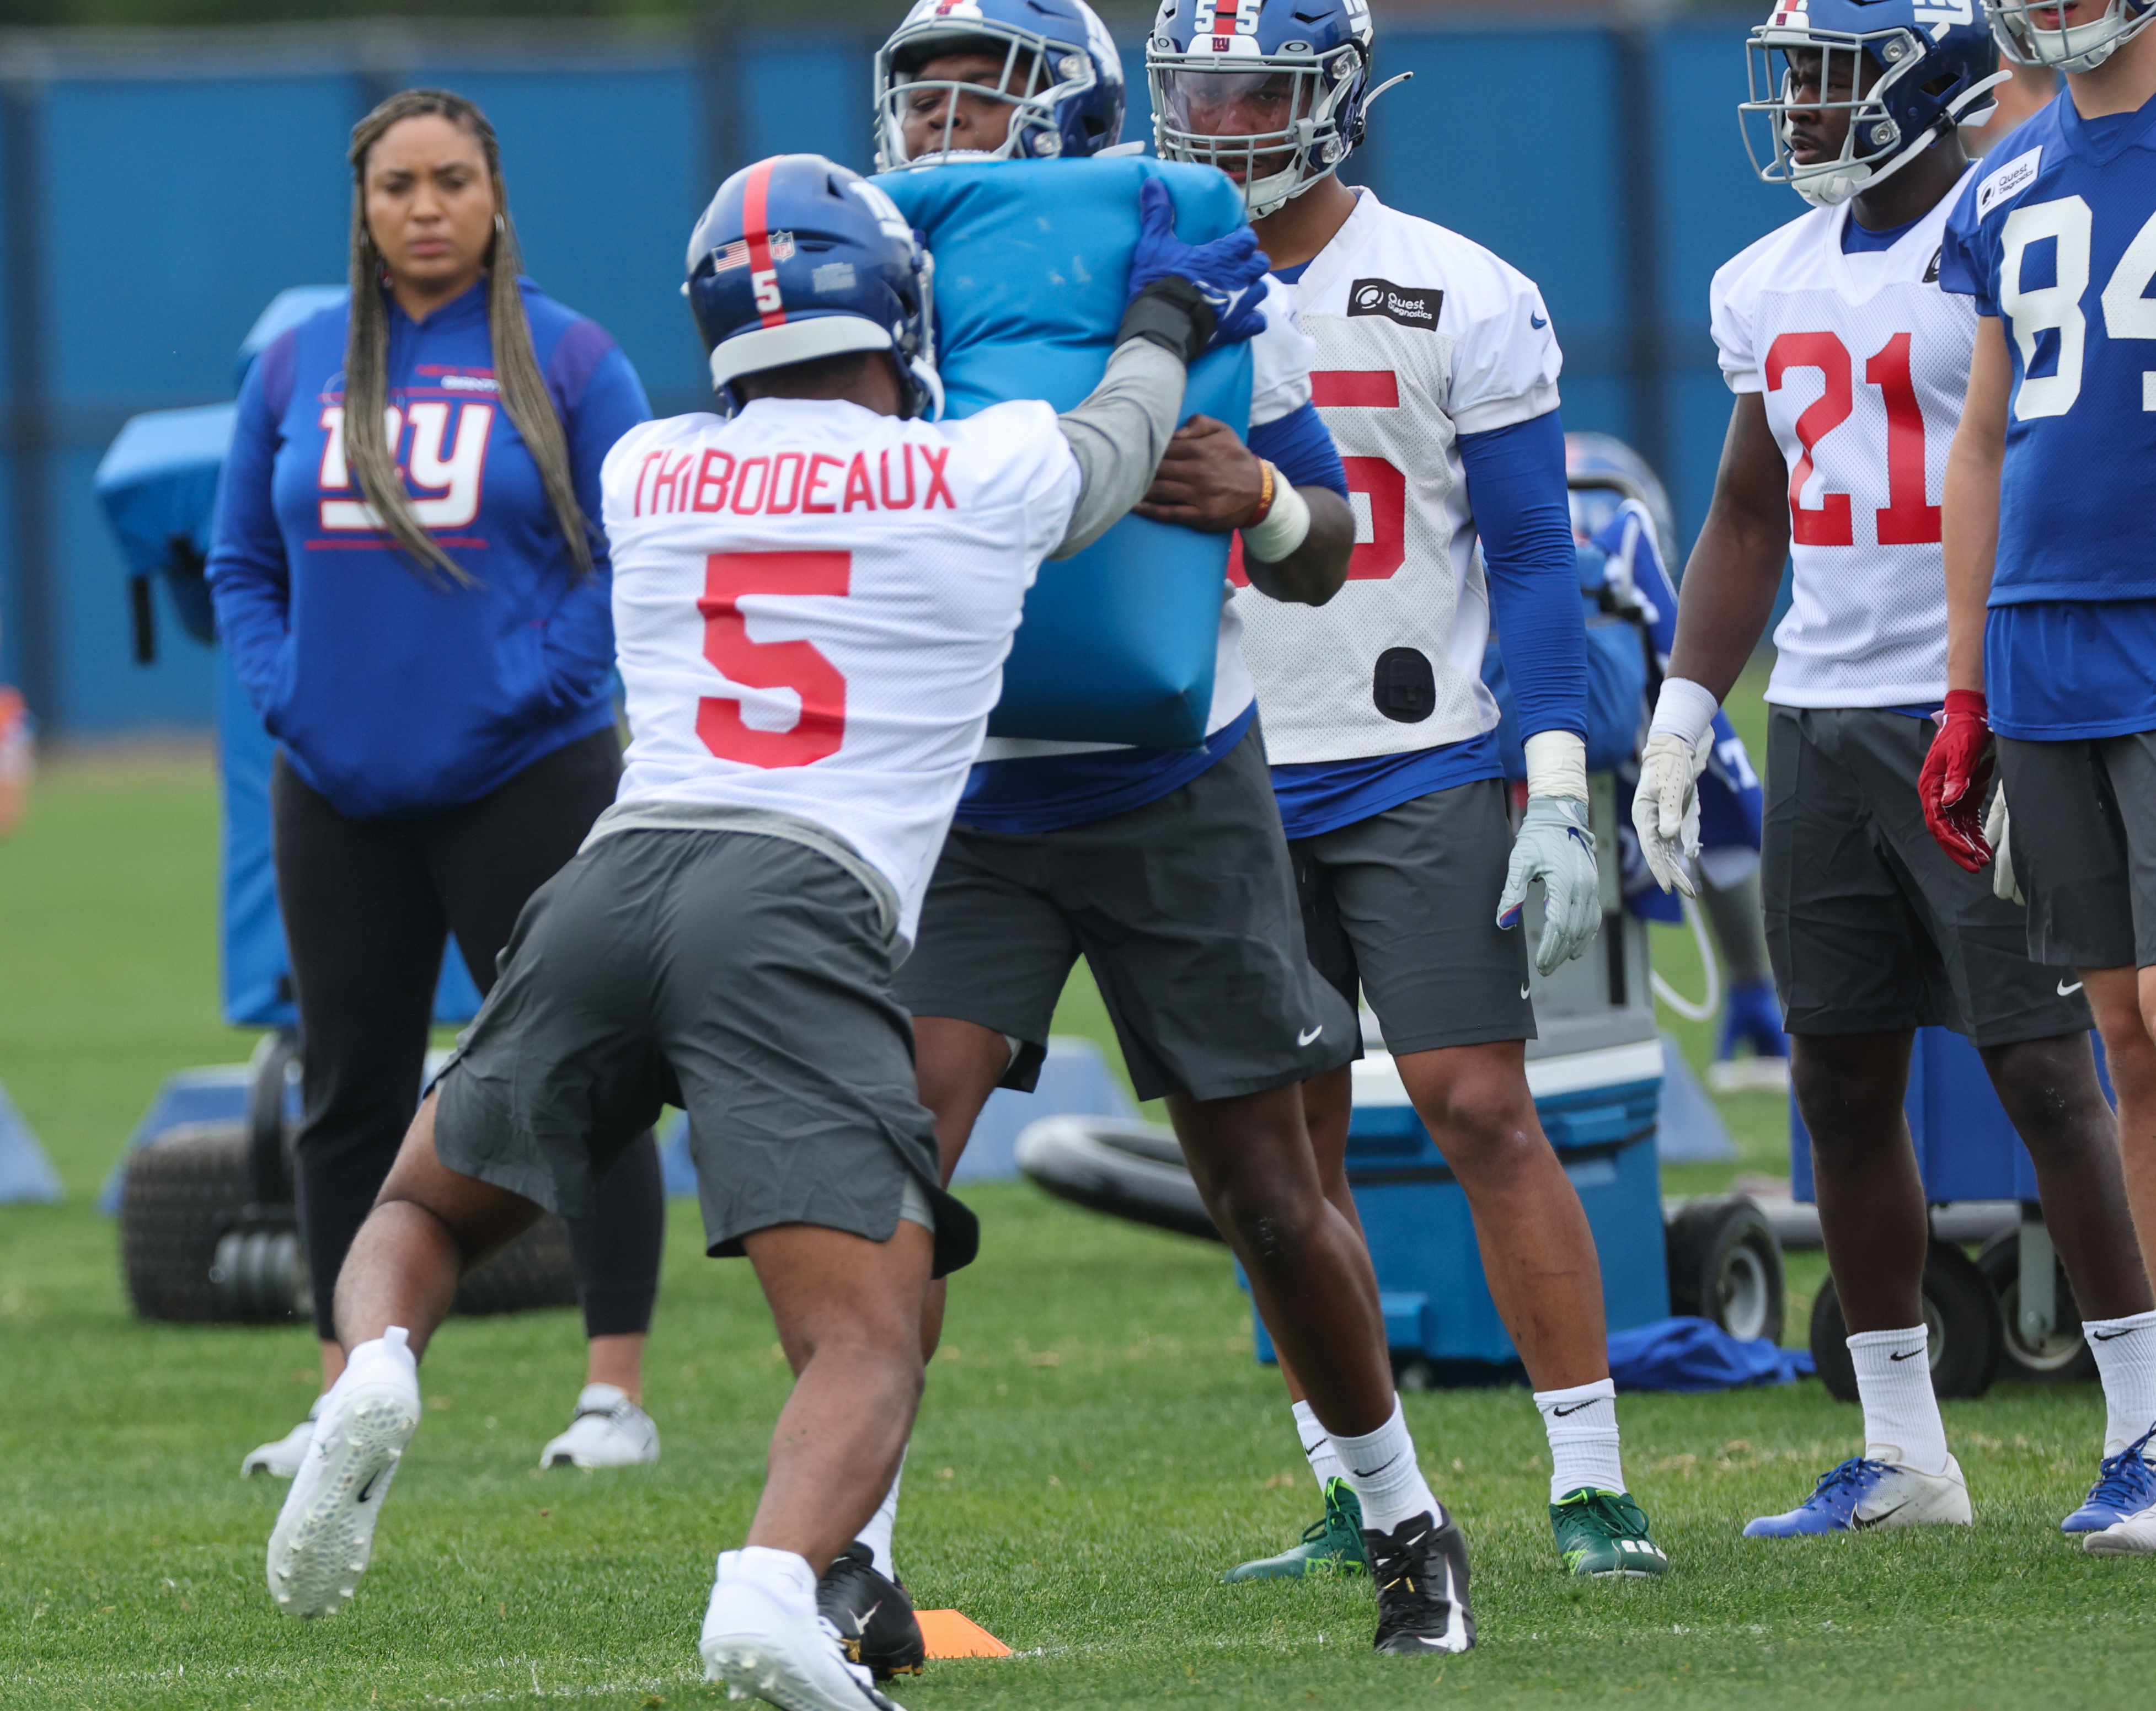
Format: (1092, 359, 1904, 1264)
(882, 158, 1253, 750)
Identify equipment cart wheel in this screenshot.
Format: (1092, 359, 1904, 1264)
(1810, 1241, 2003, 1402)
(1976, 1228, 2096, 1383)
(1665, 1195, 1785, 1345)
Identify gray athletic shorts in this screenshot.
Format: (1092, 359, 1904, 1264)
(1763, 706, 2089, 1046)
(1997, 730, 2156, 971)
(893, 724, 1357, 1103)
(434, 825, 977, 1277)
(1290, 778, 1535, 1056)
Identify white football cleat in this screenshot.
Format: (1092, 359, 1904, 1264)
(2085, 1501, 2156, 1556)
(242, 1397, 324, 1478)
(265, 1329, 421, 1618)
(702, 1555, 905, 1711)
(539, 1383, 660, 1470)
(1743, 1455, 1972, 1536)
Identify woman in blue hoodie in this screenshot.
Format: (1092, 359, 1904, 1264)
(209, 89, 664, 1476)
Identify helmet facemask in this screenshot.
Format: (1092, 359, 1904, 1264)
(1149, 46, 1362, 217)
(1991, 0, 2156, 72)
(876, 25, 1103, 169)
(1741, 26, 2002, 207)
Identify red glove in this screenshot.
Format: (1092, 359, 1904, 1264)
(1919, 688, 1995, 873)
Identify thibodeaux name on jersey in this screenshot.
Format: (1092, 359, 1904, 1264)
(1234, 189, 1562, 766)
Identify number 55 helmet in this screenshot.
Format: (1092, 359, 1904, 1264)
(685, 154, 941, 420)
(874, 0, 1126, 170)
(1146, 0, 1409, 218)
(1740, 0, 2005, 208)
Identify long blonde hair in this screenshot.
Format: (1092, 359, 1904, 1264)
(344, 89, 595, 587)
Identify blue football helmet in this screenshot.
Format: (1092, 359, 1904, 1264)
(1992, 0, 2156, 71)
(685, 153, 941, 420)
(1741, 0, 2007, 207)
(873, 0, 1126, 170)
(1566, 432, 1676, 568)
(1146, 0, 1409, 217)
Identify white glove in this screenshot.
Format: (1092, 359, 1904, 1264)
(1497, 795, 1603, 977)
(1984, 784, 2022, 905)
(1632, 729, 1713, 898)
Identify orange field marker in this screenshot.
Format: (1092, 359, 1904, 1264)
(914, 1609, 1013, 1660)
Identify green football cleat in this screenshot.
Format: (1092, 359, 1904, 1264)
(1550, 1488, 1670, 1578)
(1226, 1478, 1369, 1581)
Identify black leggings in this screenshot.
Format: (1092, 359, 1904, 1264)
(272, 728, 664, 1344)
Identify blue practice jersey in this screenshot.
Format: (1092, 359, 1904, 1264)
(1939, 93, 2156, 739)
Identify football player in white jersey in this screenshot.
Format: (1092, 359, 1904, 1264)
(259, 153, 1277, 1708)
(1636, 0, 2156, 1539)
(859, 0, 1483, 1664)
(1148, 0, 1670, 1582)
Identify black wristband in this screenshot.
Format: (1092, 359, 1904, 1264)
(1115, 276, 1216, 366)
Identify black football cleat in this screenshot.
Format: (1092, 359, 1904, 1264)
(1366, 1509, 1475, 1655)
(817, 1541, 926, 1679)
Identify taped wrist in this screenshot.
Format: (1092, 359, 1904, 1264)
(1523, 729, 1590, 803)
(1116, 277, 1215, 366)
(1648, 676, 1721, 749)
(1242, 468, 1311, 562)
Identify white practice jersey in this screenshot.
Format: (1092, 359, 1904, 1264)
(972, 276, 1311, 764)
(1710, 166, 1978, 709)
(1236, 189, 1564, 765)
(601, 395, 1080, 944)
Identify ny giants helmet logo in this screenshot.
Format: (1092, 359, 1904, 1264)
(1911, 0, 1973, 39)
(1191, 0, 1260, 52)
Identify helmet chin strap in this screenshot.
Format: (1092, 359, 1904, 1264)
(1791, 68, 2012, 208)
(908, 355, 946, 423)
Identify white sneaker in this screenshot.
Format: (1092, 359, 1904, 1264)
(242, 1397, 324, 1478)
(539, 1383, 660, 1469)
(2085, 1501, 2156, 1555)
(701, 1557, 905, 1710)
(265, 1329, 421, 1618)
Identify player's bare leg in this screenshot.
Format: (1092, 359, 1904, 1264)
(1791, 1032, 1930, 1334)
(2084, 967, 2156, 1278)
(743, 1221, 935, 1570)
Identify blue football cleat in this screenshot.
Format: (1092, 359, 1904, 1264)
(1743, 1455, 1971, 1537)
(2062, 1425, 2156, 1533)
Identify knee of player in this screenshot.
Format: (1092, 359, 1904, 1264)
(1417, 1074, 1543, 1172)
(1983, 1038, 2114, 1154)
(1206, 1185, 1325, 1272)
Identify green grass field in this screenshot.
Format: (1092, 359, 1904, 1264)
(3, 702, 2152, 1708)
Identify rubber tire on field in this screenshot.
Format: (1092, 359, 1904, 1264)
(1975, 1230, 2097, 1383)
(451, 1216, 581, 1317)
(1665, 1195, 1785, 1345)
(1809, 1241, 2004, 1403)
(121, 1121, 269, 1323)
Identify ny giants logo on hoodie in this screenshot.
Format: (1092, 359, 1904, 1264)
(316, 399, 495, 533)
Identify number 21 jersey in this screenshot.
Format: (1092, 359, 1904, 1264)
(598, 395, 1080, 947)
(1709, 164, 1977, 710)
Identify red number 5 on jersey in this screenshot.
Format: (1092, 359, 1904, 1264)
(1229, 371, 1408, 586)
(696, 550, 850, 768)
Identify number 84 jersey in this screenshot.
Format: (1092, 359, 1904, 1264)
(1709, 165, 1978, 711)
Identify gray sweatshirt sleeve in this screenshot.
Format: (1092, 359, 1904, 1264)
(1050, 338, 1190, 559)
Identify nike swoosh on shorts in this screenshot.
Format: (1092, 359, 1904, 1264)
(2059, 979, 2084, 997)
(1298, 1025, 1324, 1046)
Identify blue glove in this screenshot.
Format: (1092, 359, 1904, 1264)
(1126, 177, 1270, 349)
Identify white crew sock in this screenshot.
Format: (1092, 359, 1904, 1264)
(716, 1546, 817, 1619)
(1328, 1398, 1441, 1535)
(858, 1451, 905, 1580)
(1292, 1400, 1347, 1493)
(2083, 1311, 2156, 1457)
(1848, 1327, 1949, 1474)
(335, 1324, 418, 1398)
(1534, 1378, 1624, 1504)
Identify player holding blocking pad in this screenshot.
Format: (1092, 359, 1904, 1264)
(261, 152, 1268, 1708)
(859, 0, 1479, 1660)
(1149, 0, 1671, 1581)
(1638, 0, 2156, 1539)
(1919, 0, 2156, 1554)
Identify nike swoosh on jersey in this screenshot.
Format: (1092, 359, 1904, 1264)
(1298, 1025, 1324, 1046)
(2059, 979, 2084, 997)
(1529, 314, 1548, 329)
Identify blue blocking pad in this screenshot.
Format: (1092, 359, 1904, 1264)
(882, 159, 1253, 749)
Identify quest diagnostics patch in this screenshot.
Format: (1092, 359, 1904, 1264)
(1347, 278, 1442, 330)
(1977, 147, 2042, 220)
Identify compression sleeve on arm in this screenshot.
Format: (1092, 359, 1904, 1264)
(1248, 399, 1347, 499)
(1460, 408, 1586, 742)
(1051, 336, 1189, 559)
